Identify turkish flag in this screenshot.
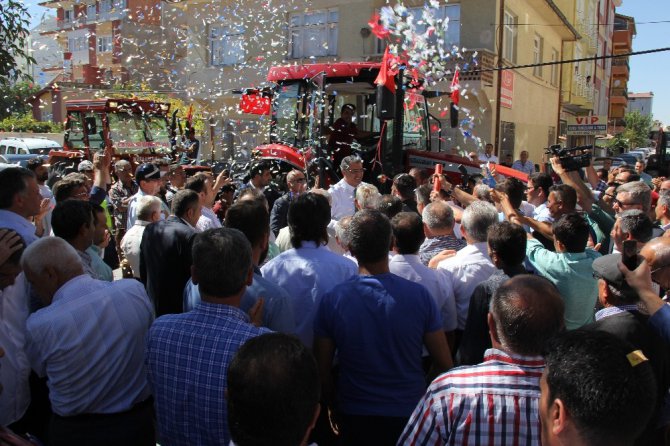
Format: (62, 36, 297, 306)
(240, 92, 271, 115)
(368, 12, 389, 39)
(450, 69, 460, 105)
(375, 47, 396, 93)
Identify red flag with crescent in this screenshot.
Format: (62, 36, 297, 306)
(450, 69, 460, 105)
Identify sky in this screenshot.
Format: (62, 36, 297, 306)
(617, 0, 670, 128)
(18, 0, 670, 127)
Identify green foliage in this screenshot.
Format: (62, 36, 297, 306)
(607, 133, 628, 153)
(0, 113, 63, 132)
(622, 111, 653, 149)
(0, 81, 39, 120)
(0, 0, 36, 86)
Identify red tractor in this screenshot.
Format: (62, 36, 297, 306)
(249, 61, 527, 187)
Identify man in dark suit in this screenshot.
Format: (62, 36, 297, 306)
(140, 189, 200, 316)
(270, 169, 307, 236)
(587, 253, 670, 445)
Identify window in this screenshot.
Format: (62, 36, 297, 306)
(209, 24, 245, 66)
(374, 4, 460, 55)
(63, 9, 73, 24)
(503, 10, 517, 63)
(533, 35, 543, 77)
(289, 8, 338, 58)
(99, 0, 112, 15)
(87, 4, 96, 20)
(68, 36, 87, 52)
(97, 36, 113, 53)
(550, 48, 559, 86)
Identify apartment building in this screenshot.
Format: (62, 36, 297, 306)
(38, 0, 164, 86)
(628, 92, 654, 118)
(608, 13, 636, 134)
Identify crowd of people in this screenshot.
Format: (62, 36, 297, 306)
(0, 147, 669, 446)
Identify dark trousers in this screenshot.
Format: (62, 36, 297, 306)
(338, 413, 408, 446)
(48, 398, 155, 446)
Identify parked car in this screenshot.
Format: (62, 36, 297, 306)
(0, 137, 62, 167)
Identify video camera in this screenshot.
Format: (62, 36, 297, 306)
(545, 144, 593, 172)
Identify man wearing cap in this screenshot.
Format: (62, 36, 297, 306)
(126, 163, 169, 230)
(78, 159, 95, 183)
(108, 160, 138, 252)
(587, 253, 670, 444)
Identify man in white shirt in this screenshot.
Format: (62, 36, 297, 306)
(0, 229, 30, 428)
(511, 150, 535, 175)
(121, 195, 162, 278)
(478, 143, 499, 164)
(526, 172, 554, 223)
(329, 155, 366, 220)
(436, 201, 499, 332)
(390, 212, 457, 347)
(185, 171, 230, 232)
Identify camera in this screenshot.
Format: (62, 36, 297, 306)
(545, 144, 592, 172)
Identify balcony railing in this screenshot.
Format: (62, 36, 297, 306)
(611, 88, 628, 99)
(612, 57, 629, 68)
(572, 74, 594, 102)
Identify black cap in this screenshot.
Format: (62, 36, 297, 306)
(135, 163, 161, 182)
(592, 253, 640, 300)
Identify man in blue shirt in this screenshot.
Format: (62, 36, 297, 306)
(261, 193, 357, 347)
(0, 167, 44, 245)
(183, 200, 296, 333)
(522, 212, 601, 329)
(314, 209, 452, 445)
(146, 228, 269, 446)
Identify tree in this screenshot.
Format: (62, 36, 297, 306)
(622, 110, 652, 149)
(0, 0, 36, 86)
(0, 81, 39, 120)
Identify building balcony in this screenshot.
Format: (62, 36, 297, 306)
(611, 57, 629, 78)
(575, 19, 597, 52)
(568, 74, 594, 109)
(612, 29, 633, 51)
(610, 88, 628, 106)
(610, 103, 626, 119)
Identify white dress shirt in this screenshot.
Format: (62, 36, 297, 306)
(329, 179, 366, 220)
(196, 206, 222, 232)
(437, 242, 498, 330)
(26, 275, 154, 416)
(0, 275, 30, 425)
(389, 254, 457, 332)
(478, 153, 499, 164)
(121, 220, 150, 278)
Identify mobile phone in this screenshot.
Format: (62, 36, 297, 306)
(622, 240, 638, 271)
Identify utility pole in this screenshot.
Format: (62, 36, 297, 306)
(494, 0, 505, 156)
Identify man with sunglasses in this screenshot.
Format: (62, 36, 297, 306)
(270, 169, 307, 236)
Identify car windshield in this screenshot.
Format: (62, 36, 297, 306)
(108, 113, 171, 155)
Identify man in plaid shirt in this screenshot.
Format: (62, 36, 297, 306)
(398, 275, 564, 445)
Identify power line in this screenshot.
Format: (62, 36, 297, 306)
(495, 20, 670, 27)
(464, 46, 670, 74)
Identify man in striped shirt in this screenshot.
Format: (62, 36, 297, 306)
(398, 275, 565, 445)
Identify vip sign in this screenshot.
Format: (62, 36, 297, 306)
(566, 116, 607, 135)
